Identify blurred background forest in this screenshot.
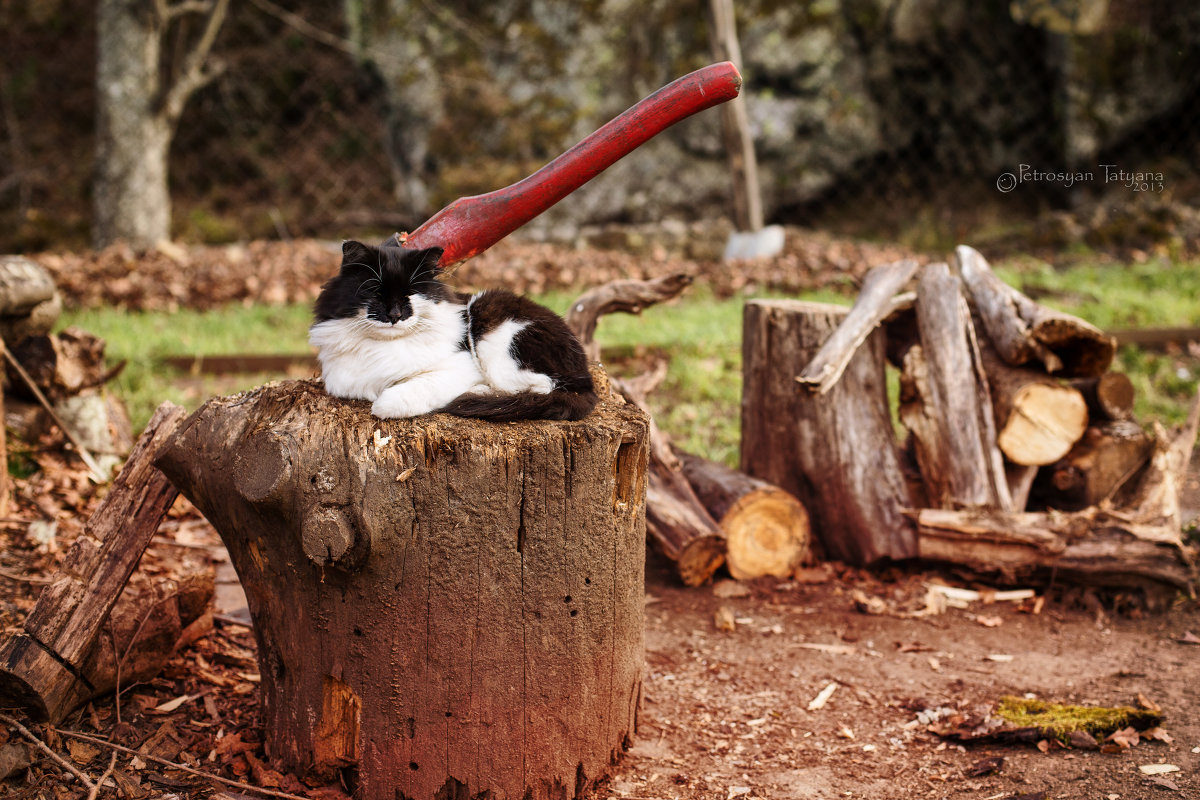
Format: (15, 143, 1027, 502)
(4, 0, 1200, 255)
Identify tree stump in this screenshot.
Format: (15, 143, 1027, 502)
(741, 300, 916, 564)
(155, 378, 650, 800)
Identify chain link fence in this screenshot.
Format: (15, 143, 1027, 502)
(3, 0, 1199, 255)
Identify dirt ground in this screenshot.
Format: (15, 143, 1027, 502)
(605, 551, 1200, 800)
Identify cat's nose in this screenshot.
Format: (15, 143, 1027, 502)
(388, 302, 412, 324)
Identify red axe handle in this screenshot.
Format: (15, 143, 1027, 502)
(402, 61, 742, 267)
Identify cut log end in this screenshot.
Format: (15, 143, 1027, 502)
(997, 383, 1089, 466)
(722, 487, 811, 579)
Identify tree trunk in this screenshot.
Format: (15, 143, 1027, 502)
(675, 449, 810, 580)
(155, 379, 650, 800)
(898, 263, 1012, 510)
(95, 0, 171, 248)
(94, 0, 228, 248)
(741, 299, 916, 564)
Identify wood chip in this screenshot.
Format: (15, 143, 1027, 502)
(806, 681, 838, 711)
(1138, 764, 1180, 775)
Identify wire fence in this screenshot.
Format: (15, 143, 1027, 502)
(3, 0, 1199, 255)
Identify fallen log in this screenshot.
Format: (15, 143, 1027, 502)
(741, 299, 916, 564)
(980, 344, 1089, 466)
(0, 403, 187, 722)
(674, 448, 810, 579)
(898, 263, 1012, 510)
(955, 245, 1116, 377)
(1114, 387, 1200, 529)
(155, 379, 650, 799)
(795, 259, 919, 394)
(909, 506, 1194, 593)
(620, 370, 726, 586)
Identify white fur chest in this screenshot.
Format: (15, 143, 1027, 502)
(309, 300, 472, 402)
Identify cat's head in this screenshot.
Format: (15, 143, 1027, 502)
(314, 241, 453, 332)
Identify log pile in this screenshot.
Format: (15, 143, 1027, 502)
(740, 244, 1196, 595)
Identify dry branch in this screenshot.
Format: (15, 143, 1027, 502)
(567, 276, 727, 586)
(564, 273, 693, 362)
(796, 259, 919, 394)
(956, 245, 1116, 377)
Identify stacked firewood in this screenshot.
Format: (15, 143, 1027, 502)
(741, 246, 1197, 597)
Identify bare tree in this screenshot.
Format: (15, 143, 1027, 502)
(94, 0, 229, 248)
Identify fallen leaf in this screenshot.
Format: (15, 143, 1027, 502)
(1068, 730, 1098, 750)
(1138, 692, 1162, 712)
(836, 725, 855, 739)
(1142, 726, 1173, 743)
(152, 692, 198, 714)
(66, 738, 100, 765)
(851, 589, 888, 615)
(1036, 739, 1050, 753)
(0, 744, 32, 781)
(965, 755, 1004, 776)
(395, 467, 416, 482)
(1138, 763, 1180, 775)
(1176, 630, 1200, 645)
(1144, 775, 1180, 791)
(975, 615, 1004, 628)
(1107, 727, 1140, 748)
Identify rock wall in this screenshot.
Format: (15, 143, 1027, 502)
(349, 0, 1199, 232)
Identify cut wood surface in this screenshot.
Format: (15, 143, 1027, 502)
(1068, 372, 1135, 422)
(796, 259, 919, 394)
(0, 402, 186, 722)
(675, 448, 810, 580)
(980, 345, 1089, 466)
(0, 255, 56, 315)
(899, 263, 1011, 510)
(956, 245, 1116, 377)
(741, 299, 916, 564)
(155, 378, 649, 800)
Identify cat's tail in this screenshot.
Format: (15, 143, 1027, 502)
(439, 389, 599, 422)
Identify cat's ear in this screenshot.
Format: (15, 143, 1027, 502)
(414, 246, 445, 273)
(340, 240, 373, 268)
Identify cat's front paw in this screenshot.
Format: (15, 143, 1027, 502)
(371, 392, 436, 419)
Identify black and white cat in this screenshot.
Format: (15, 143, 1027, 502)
(309, 240, 597, 421)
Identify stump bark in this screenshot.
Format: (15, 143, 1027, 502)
(741, 300, 916, 564)
(155, 379, 650, 800)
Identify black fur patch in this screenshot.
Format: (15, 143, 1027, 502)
(313, 241, 456, 323)
(467, 290, 595, 394)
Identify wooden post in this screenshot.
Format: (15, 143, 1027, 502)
(741, 300, 916, 564)
(0, 403, 187, 722)
(155, 378, 650, 800)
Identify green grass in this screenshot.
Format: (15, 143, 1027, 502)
(58, 256, 1200, 466)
